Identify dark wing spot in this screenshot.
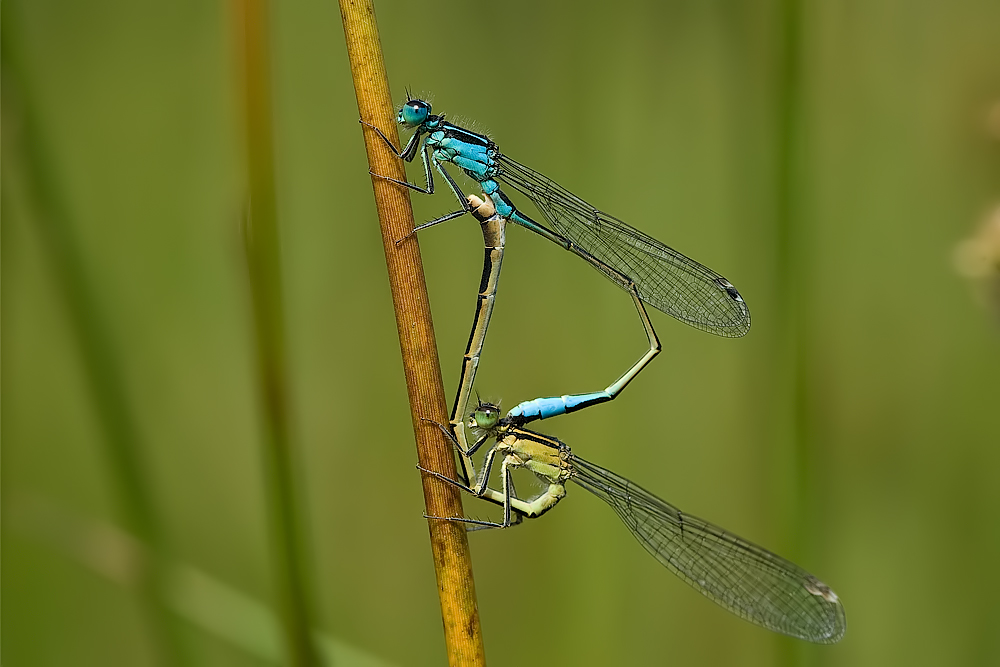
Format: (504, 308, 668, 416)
(714, 277, 743, 302)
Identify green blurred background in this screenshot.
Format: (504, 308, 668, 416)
(4, 0, 1000, 665)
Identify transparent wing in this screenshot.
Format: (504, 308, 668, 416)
(570, 455, 845, 642)
(498, 154, 750, 337)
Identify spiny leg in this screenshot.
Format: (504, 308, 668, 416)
(359, 120, 421, 160)
(417, 417, 499, 497)
(417, 463, 522, 530)
(421, 417, 492, 460)
(403, 157, 474, 236)
(367, 149, 434, 194)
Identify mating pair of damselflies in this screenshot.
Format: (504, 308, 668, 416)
(364, 97, 846, 644)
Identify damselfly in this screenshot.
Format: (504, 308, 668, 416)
(419, 402, 847, 644)
(364, 97, 749, 421)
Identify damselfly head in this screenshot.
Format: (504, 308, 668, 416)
(467, 401, 502, 431)
(398, 99, 431, 128)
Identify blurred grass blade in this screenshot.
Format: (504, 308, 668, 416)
(0, 12, 192, 667)
(8, 496, 392, 667)
(230, 0, 321, 663)
(173, 568, 391, 667)
(773, 0, 819, 663)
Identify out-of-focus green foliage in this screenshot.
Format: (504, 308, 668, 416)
(3, 1, 1000, 665)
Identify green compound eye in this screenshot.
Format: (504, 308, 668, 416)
(470, 403, 500, 430)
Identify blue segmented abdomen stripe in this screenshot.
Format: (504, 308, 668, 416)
(506, 392, 610, 422)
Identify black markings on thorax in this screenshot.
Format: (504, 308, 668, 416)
(441, 122, 492, 148)
(509, 427, 564, 452)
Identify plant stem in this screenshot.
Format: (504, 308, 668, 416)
(338, 2, 487, 665)
(231, 0, 320, 664)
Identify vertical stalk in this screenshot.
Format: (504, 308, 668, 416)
(774, 0, 815, 663)
(338, 2, 487, 665)
(231, 0, 319, 664)
(1, 15, 190, 667)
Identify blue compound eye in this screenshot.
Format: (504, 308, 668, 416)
(398, 100, 430, 127)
